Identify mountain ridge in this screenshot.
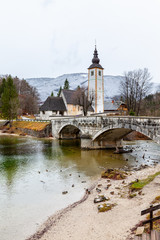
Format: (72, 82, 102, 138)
(25, 73, 125, 101)
(24, 72, 158, 102)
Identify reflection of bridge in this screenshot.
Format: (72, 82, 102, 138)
(51, 116, 160, 149)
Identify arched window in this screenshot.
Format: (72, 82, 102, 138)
(91, 71, 94, 76)
(99, 70, 101, 76)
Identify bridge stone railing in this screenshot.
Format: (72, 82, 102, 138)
(51, 116, 160, 144)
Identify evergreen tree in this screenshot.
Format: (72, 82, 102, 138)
(0, 78, 6, 97)
(57, 86, 62, 97)
(51, 91, 54, 97)
(1, 75, 19, 123)
(63, 79, 69, 89)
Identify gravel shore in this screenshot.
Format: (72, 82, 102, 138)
(26, 164, 160, 240)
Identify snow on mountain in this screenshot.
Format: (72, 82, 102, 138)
(25, 73, 124, 102)
(25, 73, 159, 102)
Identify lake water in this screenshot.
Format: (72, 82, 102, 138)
(0, 135, 160, 240)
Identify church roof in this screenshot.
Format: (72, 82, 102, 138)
(61, 89, 78, 105)
(62, 89, 94, 111)
(104, 101, 125, 111)
(88, 46, 103, 69)
(40, 97, 67, 111)
(40, 90, 94, 113)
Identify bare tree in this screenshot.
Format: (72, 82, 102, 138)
(156, 84, 160, 93)
(14, 78, 40, 114)
(120, 68, 152, 115)
(141, 92, 160, 117)
(73, 87, 94, 116)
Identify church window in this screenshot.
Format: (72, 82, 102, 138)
(99, 71, 101, 76)
(91, 71, 94, 76)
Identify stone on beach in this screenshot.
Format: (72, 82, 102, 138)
(98, 203, 115, 212)
(101, 169, 127, 180)
(94, 195, 110, 203)
(96, 188, 101, 193)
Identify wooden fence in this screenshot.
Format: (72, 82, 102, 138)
(134, 230, 160, 239)
(134, 204, 160, 239)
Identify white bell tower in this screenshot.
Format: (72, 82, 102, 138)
(88, 46, 104, 113)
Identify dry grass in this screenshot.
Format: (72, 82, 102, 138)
(152, 196, 160, 204)
(12, 121, 50, 131)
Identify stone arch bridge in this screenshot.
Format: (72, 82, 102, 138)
(51, 116, 160, 149)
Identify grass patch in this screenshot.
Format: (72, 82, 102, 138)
(130, 171, 160, 191)
(129, 193, 137, 198)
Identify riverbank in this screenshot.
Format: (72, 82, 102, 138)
(0, 121, 52, 138)
(26, 164, 160, 240)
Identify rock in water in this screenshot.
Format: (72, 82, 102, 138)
(62, 191, 68, 195)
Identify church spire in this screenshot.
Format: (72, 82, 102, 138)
(92, 45, 100, 64)
(88, 45, 103, 69)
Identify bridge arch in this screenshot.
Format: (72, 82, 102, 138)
(92, 126, 151, 142)
(58, 124, 83, 139)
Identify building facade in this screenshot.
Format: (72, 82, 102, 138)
(39, 89, 94, 120)
(104, 100, 128, 115)
(39, 96, 67, 120)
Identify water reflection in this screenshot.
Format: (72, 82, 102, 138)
(0, 136, 160, 189)
(0, 136, 160, 240)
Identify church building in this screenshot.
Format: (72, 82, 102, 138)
(88, 46, 104, 113)
(39, 46, 104, 119)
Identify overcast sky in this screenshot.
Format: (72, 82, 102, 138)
(0, 0, 160, 82)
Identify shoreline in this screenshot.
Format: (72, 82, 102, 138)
(26, 181, 98, 240)
(25, 164, 160, 240)
(0, 130, 54, 140)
